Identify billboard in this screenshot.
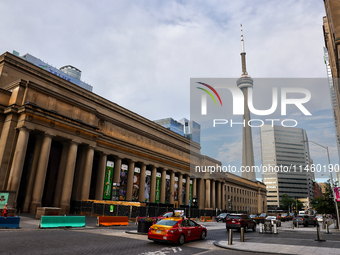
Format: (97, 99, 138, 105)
(335, 187, 340, 202)
(103, 161, 114, 199)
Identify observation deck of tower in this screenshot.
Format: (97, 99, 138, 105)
(237, 25, 256, 180)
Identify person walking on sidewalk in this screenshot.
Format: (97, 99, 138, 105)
(2, 203, 8, 218)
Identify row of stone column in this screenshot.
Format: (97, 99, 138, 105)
(201, 179, 225, 209)
(6, 127, 203, 213)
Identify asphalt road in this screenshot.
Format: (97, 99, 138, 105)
(0, 220, 338, 255)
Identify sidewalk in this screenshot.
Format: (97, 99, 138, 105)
(214, 223, 340, 255)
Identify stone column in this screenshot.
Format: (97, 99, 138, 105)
(193, 178, 197, 199)
(185, 175, 190, 205)
(6, 127, 30, 203)
(198, 178, 205, 209)
(72, 147, 86, 201)
(80, 146, 95, 200)
(257, 187, 261, 214)
(60, 141, 79, 214)
(52, 142, 69, 207)
(29, 133, 53, 213)
(222, 183, 226, 210)
(216, 181, 221, 209)
(125, 160, 135, 201)
(138, 163, 146, 202)
(113, 157, 122, 184)
(150, 166, 157, 203)
(95, 152, 107, 200)
(178, 173, 183, 205)
(211, 180, 216, 209)
(169, 170, 175, 205)
(23, 135, 42, 212)
(0, 113, 19, 191)
(205, 179, 211, 209)
(160, 169, 166, 203)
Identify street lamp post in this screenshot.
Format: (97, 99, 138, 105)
(303, 140, 340, 231)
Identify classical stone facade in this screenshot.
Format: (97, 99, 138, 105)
(0, 52, 266, 214)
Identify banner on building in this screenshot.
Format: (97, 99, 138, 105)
(132, 167, 140, 201)
(144, 170, 151, 202)
(174, 176, 179, 200)
(103, 161, 114, 199)
(119, 164, 128, 201)
(189, 180, 193, 206)
(165, 174, 170, 204)
(335, 187, 340, 202)
(182, 179, 186, 205)
(155, 172, 161, 203)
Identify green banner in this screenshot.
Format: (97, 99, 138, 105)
(0, 193, 9, 209)
(103, 161, 114, 199)
(155, 172, 161, 203)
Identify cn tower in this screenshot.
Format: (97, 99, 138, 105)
(237, 25, 255, 180)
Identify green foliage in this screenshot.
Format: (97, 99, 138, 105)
(280, 194, 303, 211)
(311, 180, 340, 215)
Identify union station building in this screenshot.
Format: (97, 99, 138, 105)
(0, 52, 267, 214)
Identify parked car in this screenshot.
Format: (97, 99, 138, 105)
(225, 214, 256, 232)
(265, 216, 281, 227)
(293, 215, 316, 227)
(148, 217, 207, 245)
(280, 214, 288, 222)
(216, 213, 229, 222)
(315, 215, 323, 223)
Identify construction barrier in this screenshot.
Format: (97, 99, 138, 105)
(0, 216, 20, 228)
(200, 216, 211, 222)
(96, 216, 129, 226)
(39, 216, 85, 228)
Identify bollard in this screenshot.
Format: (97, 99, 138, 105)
(334, 220, 337, 229)
(273, 223, 277, 234)
(240, 227, 244, 242)
(315, 224, 326, 242)
(228, 229, 233, 245)
(291, 221, 294, 229)
(259, 223, 263, 233)
(322, 221, 326, 229)
(296, 221, 299, 228)
(326, 221, 330, 234)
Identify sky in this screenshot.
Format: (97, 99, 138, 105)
(1, 0, 337, 182)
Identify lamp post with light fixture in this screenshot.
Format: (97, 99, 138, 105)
(302, 140, 339, 231)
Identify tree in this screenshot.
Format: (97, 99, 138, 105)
(281, 194, 304, 211)
(311, 180, 339, 215)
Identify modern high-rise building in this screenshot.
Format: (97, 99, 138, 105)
(323, 0, 340, 183)
(237, 25, 255, 180)
(260, 125, 314, 210)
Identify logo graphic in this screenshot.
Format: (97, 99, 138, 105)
(196, 82, 223, 115)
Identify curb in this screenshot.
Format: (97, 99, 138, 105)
(213, 241, 293, 255)
(125, 230, 148, 235)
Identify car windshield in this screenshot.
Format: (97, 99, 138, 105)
(281, 214, 287, 217)
(228, 215, 242, 219)
(250, 215, 256, 218)
(316, 216, 322, 218)
(295, 217, 302, 219)
(218, 213, 227, 217)
(259, 214, 267, 217)
(266, 216, 275, 220)
(156, 220, 178, 226)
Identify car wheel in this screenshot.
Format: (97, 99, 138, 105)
(200, 230, 206, 240)
(178, 234, 185, 245)
(244, 225, 248, 233)
(252, 224, 256, 232)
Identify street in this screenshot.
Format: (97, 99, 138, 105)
(1, 216, 340, 255)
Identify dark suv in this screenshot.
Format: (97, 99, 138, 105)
(293, 215, 316, 227)
(226, 214, 256, 232)
(216, 213, 229, 222)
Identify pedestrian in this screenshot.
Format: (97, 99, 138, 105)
(2, 203, 8, 218)
(124, 211, 129, 217)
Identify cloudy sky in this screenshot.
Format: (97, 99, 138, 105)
(1, 0, 336, 182)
